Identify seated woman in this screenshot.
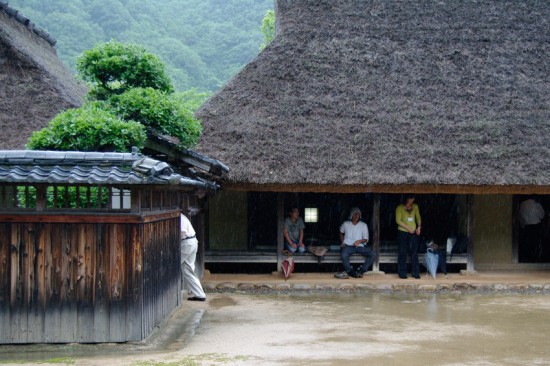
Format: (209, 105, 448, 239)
(283, 207, 306, 254)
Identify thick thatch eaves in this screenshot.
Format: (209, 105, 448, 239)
(196, 0, 550, 193)
(0, 4, 87, 150)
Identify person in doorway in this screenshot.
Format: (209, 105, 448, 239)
(283, 207, 306, 254)
(338, 207, 375, 278)
(396, 195, 422, 279)
(518, 196, 546, 262)
(181, 211, 206, 301)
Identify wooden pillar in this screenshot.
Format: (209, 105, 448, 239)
(188, 194, 206, 279)
(371, 194, 381, 272)
(466, 194, 476, 272)
(511, 195, 519, 263)
(130, 189, 141, 213)
(35, 186, 46, 212)
(276, 192, 285, 272)
(196, 205, 206, 279)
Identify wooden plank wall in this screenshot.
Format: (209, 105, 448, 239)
(0, 212, 181, 344)
(141, 215, 181, 339)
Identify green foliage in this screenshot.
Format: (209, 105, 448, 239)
(10, 0, 273, 92)
(16, 186, 110, 209)
(77, 41, 174, 99)
(46, 186, 110, 209)
(109, 88, 202, 148)
(259, 9, 275, 51)
(172, 89, 211, 112)
(26, 103, 146, 152)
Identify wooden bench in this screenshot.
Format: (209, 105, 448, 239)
(205, 249, 469, 268)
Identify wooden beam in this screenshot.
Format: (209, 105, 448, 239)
(0, 211, 180, 224)
(511, 196, 519, 264)
(220, 183, 550, 195)
(276, 193, 284, 272)
(466, 194, 475, 272)
(371, 194, 380, 272)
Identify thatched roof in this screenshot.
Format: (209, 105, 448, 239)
(196, 0, 550, 193)
(0, 4, 87, 150)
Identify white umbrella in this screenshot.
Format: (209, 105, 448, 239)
(424, 249, 439, 279)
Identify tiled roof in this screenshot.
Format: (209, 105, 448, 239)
(0, 150, 217, 189)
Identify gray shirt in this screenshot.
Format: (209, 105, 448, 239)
(284, 217, 305, 242)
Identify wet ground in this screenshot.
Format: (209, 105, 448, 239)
(1, 271, 550, 365)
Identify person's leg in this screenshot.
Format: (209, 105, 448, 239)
(284, 240, 298, 254)
(357, 246, 375, 274)
(340, 245, 354, 274)
(438, 248, 447, 275)
(297, 243, 306, 254)
(397, 231, 409, 278)
(410, 235, 420, 278)
(181, 238, 206, 299)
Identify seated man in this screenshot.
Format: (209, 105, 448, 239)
(339, 207, 376, 278)
(283, 207, 306, 254)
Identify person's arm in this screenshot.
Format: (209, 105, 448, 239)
(298, 229, 304, 246)
(283, 228, 296, 247)
(298, 218, 305, 246)
(352, 223, 369, 246)
(339, 231, 345, 247)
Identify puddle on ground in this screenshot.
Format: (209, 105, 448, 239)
(1, 293, 549, 365)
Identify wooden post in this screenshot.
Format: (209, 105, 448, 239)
(276, 193, 284, 273)
(131, 189, 140, 213)
(511, 196, 519, 263)
(35, 186, 46, 212)
(195, 196, 206, 279)
(371, 194, 381, 273)
(465, 194, 476, 273)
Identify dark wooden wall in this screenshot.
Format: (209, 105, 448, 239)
(0, 211, 181, 343)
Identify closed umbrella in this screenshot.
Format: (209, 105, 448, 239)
(424, 248, 439, 279)
(281, 256, 295, 280)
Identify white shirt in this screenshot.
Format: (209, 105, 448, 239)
(518, 199, 545, 226)
(340, 220, 369, 246)
(181, 214, 196, 238)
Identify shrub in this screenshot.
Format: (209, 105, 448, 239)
(109, 87, 202, 148)
(26, 103, 146, 152)
(77, 41, 174, 100)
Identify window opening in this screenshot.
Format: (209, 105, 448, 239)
(304, 207, 319, 223)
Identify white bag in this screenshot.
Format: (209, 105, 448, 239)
(446, 237, 456, 254)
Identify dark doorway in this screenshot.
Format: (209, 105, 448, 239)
(246, 192, 463, 254)
(380, 194, 462, 248)
(516, 195, 550, 263)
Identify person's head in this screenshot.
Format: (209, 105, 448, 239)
(288, 207, 300, 219)
(403, 195, 415, 210)
(349, 207, 362, 222)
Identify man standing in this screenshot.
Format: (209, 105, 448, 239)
(339, 207, 375, 278)
(181, 212, 206, 301)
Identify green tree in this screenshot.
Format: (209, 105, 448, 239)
(28, 41, 203, 152)
(259, 9, 275, 51)
(26, 103, 146, 152)
(77, 41, 174, 100)
(172, 89, 210, 112)
(10, 0, 273, 92)
(109, 87, 202, 148)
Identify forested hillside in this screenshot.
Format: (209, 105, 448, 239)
(9, 0, 273, 92)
